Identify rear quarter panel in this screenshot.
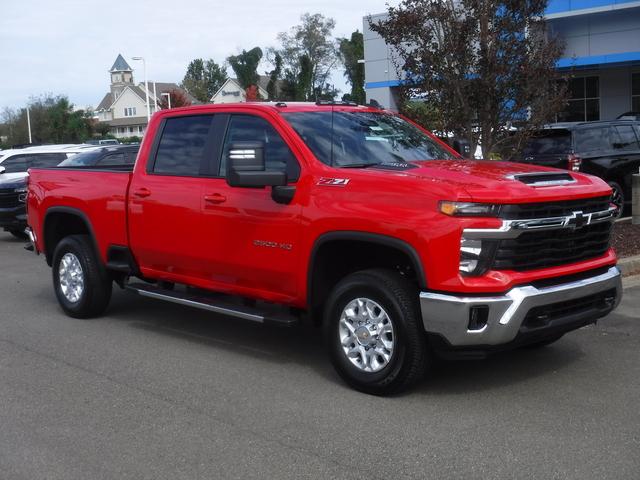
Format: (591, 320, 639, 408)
(28, 169, 131, 261)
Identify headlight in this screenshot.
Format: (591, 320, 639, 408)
(459, 236, 498, 276)
(440, 201, 501, 217)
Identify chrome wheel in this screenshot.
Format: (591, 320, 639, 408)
(58, 253, 84, 303)
(338, 297, 395, 373)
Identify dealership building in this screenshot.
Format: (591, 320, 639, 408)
(363, 0, 640, 121)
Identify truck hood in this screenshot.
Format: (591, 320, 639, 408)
(401, 160, 611, 203)
(0, 172, 28, 184)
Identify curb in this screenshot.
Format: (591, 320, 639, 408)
(618, 255, 640, 277)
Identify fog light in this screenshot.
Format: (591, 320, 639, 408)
(468, 306, 489, 331)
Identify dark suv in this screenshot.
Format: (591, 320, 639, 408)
(513, 120, 640, 212)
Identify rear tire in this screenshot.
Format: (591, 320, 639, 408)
(324, 269, 428, 395)
(9, 229, 28, 240)
(52, 235, 112, 318)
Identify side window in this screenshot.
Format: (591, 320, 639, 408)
(125, 152, 138, 165)
(0, 155, 28, 173)
(611, 125, 639, 151)
(29, 153, 67, 168)
(220, 115, 300, 181)
(96, 153, 125, 167)
(152, 115, 214, 176)
(574, 127, 609, 154)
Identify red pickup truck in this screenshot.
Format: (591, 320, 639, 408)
(26, 102, 622, 394)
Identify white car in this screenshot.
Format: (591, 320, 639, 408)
(0, 144, 99, 182)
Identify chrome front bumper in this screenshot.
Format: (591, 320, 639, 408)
(420, 267, 622, 347)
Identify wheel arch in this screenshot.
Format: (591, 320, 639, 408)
(43, 207, 100, 266)
(307, 231, 427, 322)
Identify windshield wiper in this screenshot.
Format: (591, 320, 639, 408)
(337, 163, 382, 168)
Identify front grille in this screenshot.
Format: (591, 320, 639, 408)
(500, 196, 611, 220)
(492, 221, 612, 271)
(522, 288, 617, 331)
(0, 192, 20, 209)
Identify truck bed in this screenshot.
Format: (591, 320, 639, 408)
(28, 168, 132, 262)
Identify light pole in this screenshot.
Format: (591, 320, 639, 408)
(131, 56, 151, 123)
(161, 92, 172, 109)
(26, 105, 32, 144)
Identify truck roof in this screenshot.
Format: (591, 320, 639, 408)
(159, 101, 385, 116)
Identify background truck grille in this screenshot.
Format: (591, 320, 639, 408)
(492, 221, 612, 271)
(500, 196, 611, 220)
(0, 192, 21, 208)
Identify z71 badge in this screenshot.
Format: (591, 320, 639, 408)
(317, 177, 350, 187)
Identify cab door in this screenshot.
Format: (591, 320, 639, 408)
(197, 113, 304, 302)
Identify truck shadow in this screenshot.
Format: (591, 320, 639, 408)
(107, 289, 585, 395)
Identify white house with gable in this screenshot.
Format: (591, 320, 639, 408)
(95, 54, 197, 139)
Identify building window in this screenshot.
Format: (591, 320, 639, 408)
(558, 76, 599, 122)
(129, 127, 134, 133)
(124, 107, 137, 117)
(633, 73, 640, 112)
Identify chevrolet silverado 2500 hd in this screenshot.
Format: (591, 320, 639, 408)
(26, 102, 622, 394)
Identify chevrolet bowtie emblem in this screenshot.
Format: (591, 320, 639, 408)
(565, 211, 592, 229)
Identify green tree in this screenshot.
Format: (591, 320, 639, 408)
(1, 95, 94, 145)
(266, 52, 283, 100)
(204, 59, 228, 98)
(181, 58, 227, 103)
(371, 0, 567, 158)
(181, 59, 207, 102)
(227, 47, 263, 93)
(338, 31, 365, 104)
(270, 13, 339, 101)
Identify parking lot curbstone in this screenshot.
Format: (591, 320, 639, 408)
(619, 254, 640, 277)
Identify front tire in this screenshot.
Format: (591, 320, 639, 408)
(52, 235, 112, 318)
(324, 269, 428, 395)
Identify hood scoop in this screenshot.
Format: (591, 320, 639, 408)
(508, 172, 576, 187)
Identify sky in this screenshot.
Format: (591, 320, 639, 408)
(0, 0, 397, 112)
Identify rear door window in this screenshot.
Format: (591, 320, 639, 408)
(611, 125, 640, 151)
(574, 127, 610, 154)
(152, 115, 215, 176)
(523, 131, 572, 155)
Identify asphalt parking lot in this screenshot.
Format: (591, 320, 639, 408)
(1, 232, 639, 480)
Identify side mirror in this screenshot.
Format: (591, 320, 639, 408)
(0, 166, 5, 174)
(226, 141, 287, 187)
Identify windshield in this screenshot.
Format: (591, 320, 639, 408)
(282, 111, 455, 167)
(523, 130, 572, 155)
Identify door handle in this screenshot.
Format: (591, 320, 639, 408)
(204, 193, 227, 204)
(133, 188, 152, 198)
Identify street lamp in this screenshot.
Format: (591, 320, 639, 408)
(161, 92, 172, 109)
(131, 56, 151, 123)
(26, 105, 32, 144)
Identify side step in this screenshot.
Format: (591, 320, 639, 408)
(125, 282, 298, 327)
